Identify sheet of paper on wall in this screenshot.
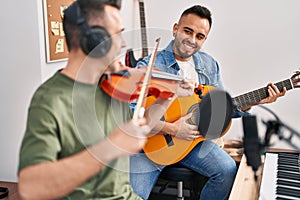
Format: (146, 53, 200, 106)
(60, 22, 65, 36)
(55, 38, 64, 53)
(51, 21, 60, 36)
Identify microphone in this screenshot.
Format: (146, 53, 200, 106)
(242, 115, 262, 180)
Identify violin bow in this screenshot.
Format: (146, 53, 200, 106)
(132, 37, 161, 121)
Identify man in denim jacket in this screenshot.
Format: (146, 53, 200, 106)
(130, 5, 285, 200)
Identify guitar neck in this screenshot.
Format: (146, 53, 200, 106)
(232, 79, 293, 110)
(139, 1, 148, 57)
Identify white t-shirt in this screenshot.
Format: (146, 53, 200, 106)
(177, 57, 199, 84)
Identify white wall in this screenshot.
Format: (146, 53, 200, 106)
(1, 0, 300, 182)
(0, 0, 65, 182)
(0, 0, 41, 182)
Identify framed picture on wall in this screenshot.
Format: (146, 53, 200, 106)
(43, 0, 74, 63)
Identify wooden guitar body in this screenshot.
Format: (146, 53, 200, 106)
(143, 85, 232, 165)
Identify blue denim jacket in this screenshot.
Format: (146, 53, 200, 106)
(137, 40, 224, 89)
(131, 40, 247, 118)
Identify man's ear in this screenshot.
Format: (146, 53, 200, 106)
(172, 23, 178, 36)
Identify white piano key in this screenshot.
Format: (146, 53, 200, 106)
(259, 153, 278, 200)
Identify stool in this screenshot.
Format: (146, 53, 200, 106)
(156, 163, 208, 199)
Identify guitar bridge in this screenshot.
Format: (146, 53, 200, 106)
(163, 134, 174, 147)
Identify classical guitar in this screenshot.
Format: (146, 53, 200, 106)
(143, 70, 300, 165)
(125, 0, 148, 68)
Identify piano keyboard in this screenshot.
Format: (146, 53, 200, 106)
(259, 152, 300, 200)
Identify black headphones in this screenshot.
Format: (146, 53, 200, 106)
(63, 2, 112, 58)
(0, 187, 8, 199)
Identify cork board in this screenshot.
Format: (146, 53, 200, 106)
(43, 0, 75, 63)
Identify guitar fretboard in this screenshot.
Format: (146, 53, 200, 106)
(139, 1, 148, 58)
(232, 79, 293, 110)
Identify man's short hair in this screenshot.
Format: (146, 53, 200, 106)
(181, 5, 212, 29)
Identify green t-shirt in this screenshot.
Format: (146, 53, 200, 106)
(18, 71, 142, 200)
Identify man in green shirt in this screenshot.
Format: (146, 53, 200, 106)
(17, 0, 195, 199)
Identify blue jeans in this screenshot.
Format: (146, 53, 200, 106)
(130, 140, 237, 200)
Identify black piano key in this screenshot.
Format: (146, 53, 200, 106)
(278, 153, 299, 159)
(278, 165, 299, 172)
(277, 179, 300, 188)
(278, 155, 299, 159)
(276, 186, 300, 197)
(277, 178, 300, 185)
(278, 158, 298, 164)
(278, 152, 300, 158)
(276, 191, 300, 199)
(278, 156, 299, 161)
(278, 158, 299, 165)
(276, 197, 298, 200)
(278, 160, 298, 166)
(277, 159, 299, 166)
(277, 171, 300, 180)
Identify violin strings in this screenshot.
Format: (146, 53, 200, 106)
(152, 70, 184, 81)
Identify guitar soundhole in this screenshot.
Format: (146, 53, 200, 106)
(187, 103, 200, 126)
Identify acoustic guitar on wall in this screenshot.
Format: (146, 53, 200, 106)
(125, 0, 148, 68)
(143, 69, 300, 165)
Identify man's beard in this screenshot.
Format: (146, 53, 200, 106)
(174, 39, 199, 59)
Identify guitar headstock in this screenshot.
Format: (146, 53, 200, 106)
(291, 69, 300, 88)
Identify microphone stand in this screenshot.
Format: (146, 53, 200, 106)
(259, 105, 300, 151)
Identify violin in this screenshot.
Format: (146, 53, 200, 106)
(100, 67, 186, 103)
(100, 37, 187, 104)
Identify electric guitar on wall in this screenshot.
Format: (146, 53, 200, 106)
(125, 0, 148, 68)
(143, 69, 300, 165)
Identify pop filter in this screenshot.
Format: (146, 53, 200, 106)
(188, 89, 233, 139)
